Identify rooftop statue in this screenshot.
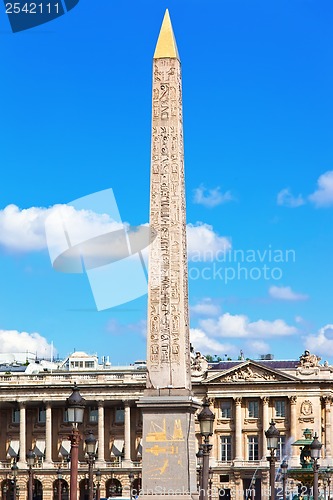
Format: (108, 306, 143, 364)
(298, 350, 321, 368)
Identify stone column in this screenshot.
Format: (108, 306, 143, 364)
(262, 397, 270, 459)
(234, 397, 243, 462)
(18, 402, 27, 467)
(233, 471, 242, 500)
(123, 401, 132, 466)
(324, 397, 332, 458)
(45, 402, 52, 464)
(97, 401, 105, 465)
(289, 396, 298, 462)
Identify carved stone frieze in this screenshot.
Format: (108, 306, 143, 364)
(223, 366, 277, 382)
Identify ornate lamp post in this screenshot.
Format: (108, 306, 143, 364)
(196, 446, 203, 492)
(310, 433, 322, 500)
(128, 472, 134, 500)
(95, 470, 101, 500)
(26, 450, 36, 500)
(208, 467, 213, 500)
(327, 467, 332, 500)
(11, 462, 18, 500)
(197, 400, 215, 500)
(57, 468, 62, 500)
(280, 459, 288, 500)
(67, 384, 86, 500)
(85, 431, 97, 500)
(265, 420, 280, 500)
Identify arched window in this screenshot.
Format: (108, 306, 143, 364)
(105, 479, 122, 498)
(132, 478, 141, 498)
(53, 479, 69, 500)
(79, 479, 89, 500)
(33, 479, 43, 500)
(2, 480, 14, 500)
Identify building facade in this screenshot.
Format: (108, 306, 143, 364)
(0, 350, 332, 500)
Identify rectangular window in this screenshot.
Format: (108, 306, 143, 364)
(275, 400, 286, 418)
(38, 407, 46, 423)
(248, 435, 259, 461)
(248, 400, 259, 418)
(221, 401, 232, 419)
(12, 408, 20, 424)
(115, 408, 125, 424)
(220, 436, 232, 461)
(89, 407, 98, 423)
(276, 435, 286, 460)
(85, 361, 94, 368)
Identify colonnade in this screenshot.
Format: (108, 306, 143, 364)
(13, 400, 135, 468)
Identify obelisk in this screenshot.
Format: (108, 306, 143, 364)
(139, 10, 199, 500)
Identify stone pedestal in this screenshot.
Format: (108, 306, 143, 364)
(139, 390, 200, 499)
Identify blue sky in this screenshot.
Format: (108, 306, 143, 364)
(0, 0, 332, 364)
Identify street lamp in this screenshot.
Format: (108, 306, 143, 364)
(85, 431, 97, 500)
(208, 467, 213, 500)
(11, 462, 18, 500)
(129, 472, 134, 500)
(197, 399, 215, 500)
(310, 433, 322, 500)
(196, 447, 203, 492)
(326, 467, 332, 500)
(26, 449, 36, 500)
(265, 420, 280, 500)
(67, 383, 86, 500)
(280, 459, 288, 500)
(11, 463, 18, 497)
(57, 468, 62, 500)
(95, 469, 101, 500)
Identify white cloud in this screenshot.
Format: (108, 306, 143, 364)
(0, 205, 231, 266)
(269, 285, 309, 301)
(191, 298, 221, 316)
(277, 171, 333, 209)
(0, 204, 50, 251)
(193, 185, 234, 208)
(0, 204, 124, 254)
(199, 312, 297, 339)
(190, 328, 236, 355)
(277, 188, 305, 208)
(187, 222, 231, 261)
(305, 324, 333, 356)
(308, 170, 333, 207)
(0, 329, 55, 358)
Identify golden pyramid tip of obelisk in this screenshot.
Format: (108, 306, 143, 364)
(154, 9, 180, 60)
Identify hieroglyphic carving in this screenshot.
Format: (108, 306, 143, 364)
(147, 56, 191, 389)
